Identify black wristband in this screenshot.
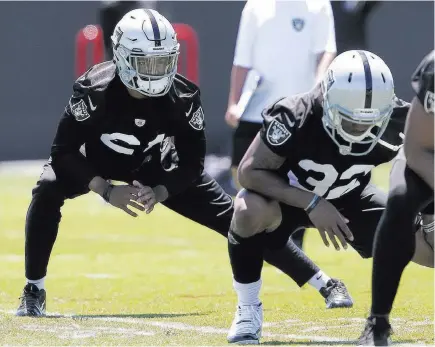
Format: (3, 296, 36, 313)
(305, 195, 321, 215)
(102, 183, 114, 202)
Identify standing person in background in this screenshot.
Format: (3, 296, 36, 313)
(331, 1, 379, 54)
(224, 0, 336, 249)
(99, 1, 157, 58)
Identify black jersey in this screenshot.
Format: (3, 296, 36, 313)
(411, 50, 434, 115)
(50, 61, 206, 196)
(260, 85, 409, 201)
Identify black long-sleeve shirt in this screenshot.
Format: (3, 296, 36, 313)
(50, 61, 206, 196)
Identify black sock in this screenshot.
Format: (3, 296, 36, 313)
(228, 230, 266, 284)
(264, 236, 319, 287)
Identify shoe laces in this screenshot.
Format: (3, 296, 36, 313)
(19, 288, 40, 309)
(330, 281, 347, 297)
(234, 305, 261, 335)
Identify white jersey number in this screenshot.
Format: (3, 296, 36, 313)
(292, 159, 374, 199)
(100, 133, 165, 155)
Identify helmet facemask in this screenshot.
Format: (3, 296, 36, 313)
(322, 98, 393, 156)
(113, 43, 179, 97)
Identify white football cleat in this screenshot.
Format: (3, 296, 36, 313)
(227, 303, 263, 344)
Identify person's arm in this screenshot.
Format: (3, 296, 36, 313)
(312, 0, 337, 86)
(404, 51, 434, 190)
(238, 134, 315, 209)
(225, 1, 257, 127)
(157, 90, 206, 200)
(314, 52, 336, 86)
(227, 66, 250, 109)
(238, 106, 353, 248)
(50, 88, 102, 191)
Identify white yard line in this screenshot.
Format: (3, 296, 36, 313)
(0, 310, 345, 342)
(0, 309, 431, 345)
(22, 323, 155, 339)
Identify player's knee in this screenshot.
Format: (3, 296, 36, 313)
(31, 179, 64, 206)
(231, 189, 280, 238)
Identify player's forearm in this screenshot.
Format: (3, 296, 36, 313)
(406, 147, 434, 190)
(239, 169, 315, 209)
(227, 65, 250, 107)
(314, 51, 336, 85)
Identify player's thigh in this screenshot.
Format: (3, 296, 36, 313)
(232, 121, 262, 169)
(161, 172, 234, 236)
(232, 189, 283, 238)
(389, 151, 433, 214)
(343, 185, 387, 258)
(34, 162, 89, 201)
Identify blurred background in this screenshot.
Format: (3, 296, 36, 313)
(0, 1, 433, 165)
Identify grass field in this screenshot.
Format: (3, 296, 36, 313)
(0, 162, 433, 346)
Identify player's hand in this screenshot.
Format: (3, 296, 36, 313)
(307, 199, 354, 250)
(225, 104, 241, 129)
(107, 185, 145, 217)
(132, 180, 157, 214)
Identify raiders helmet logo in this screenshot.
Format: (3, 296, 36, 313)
(292, 18, 305, 32)
(70, 99, 90, 121)
(424, 91, 434, 114)
(189, 107, 205, 130)
(266, 118, 291, 146)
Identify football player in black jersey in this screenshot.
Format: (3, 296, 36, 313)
(16, 9, 352, 317)
(359, 51, 434, 346)
(225, 50, 434, 344)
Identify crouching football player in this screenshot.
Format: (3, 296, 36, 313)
(225, 50, 434, 344)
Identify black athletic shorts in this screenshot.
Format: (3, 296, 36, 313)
(232, 121, 262, 167)
(265, 184, 387, 258)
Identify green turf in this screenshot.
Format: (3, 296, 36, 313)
(0, 163, 433, 345)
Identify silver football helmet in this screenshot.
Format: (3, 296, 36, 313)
(322, 50, 395, 156)
(111, 9, 180, 97)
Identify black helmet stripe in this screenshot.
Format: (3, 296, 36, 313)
(357, 50, 373, 108)
(143, 9, 161, 45)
